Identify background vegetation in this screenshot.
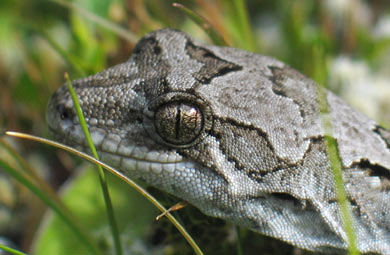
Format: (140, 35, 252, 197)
(0, 0, 389, 254)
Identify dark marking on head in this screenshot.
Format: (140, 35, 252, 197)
(185, 40, 242, 84)
(248, 137, 328, 184)
(207, 117, 291, 182)
(272, 193, 302, 207)
(184, 87, 197, 95)
(267, 65, 320, 120)
(132, 36, 170, 77)
(122, 108, 144, 125)
(130, 34, 172, 97)
(268, 66, 304, 118)
(133, 36, 161, 56)
(153, 45, 162, 55)
(351, 159, 390, 191)
(373, 125, 390, 149)
(138, 78, 171, 98)
(268, 67, 288, 98)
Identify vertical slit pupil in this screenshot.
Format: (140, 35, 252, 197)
(175, 104, 181, 140)
(154, 102, 204, 146)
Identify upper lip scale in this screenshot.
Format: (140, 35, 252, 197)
(53, 128, 185, 164)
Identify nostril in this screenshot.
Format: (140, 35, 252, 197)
(56, 104, 73, 120)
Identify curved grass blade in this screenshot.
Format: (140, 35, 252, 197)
(0, 158, 102, 255)
(0, 137, 103, 254)
(317, 86, 359, 255)
(22, 24, 86, 77)
(172, 3, 228, 46)
(65, 74, 123, 255)
(0, 244, 27, 255)
(235, 226, 243, 255)
(232, 0, 256, 51)
(0, 138, 56, 192)
(222, 0, 257, 52)
(5, 131, 204, 255)
(42, 29, 86, 77)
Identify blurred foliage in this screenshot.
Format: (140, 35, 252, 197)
(0, 0, 389, 254)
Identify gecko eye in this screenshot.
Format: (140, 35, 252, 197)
(154, 102, 203, 146)
(143, 92, 213, 148)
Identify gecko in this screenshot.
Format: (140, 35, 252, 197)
(46, 29, 390, 254)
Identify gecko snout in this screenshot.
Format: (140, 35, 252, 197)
(46, 91, 75, 133)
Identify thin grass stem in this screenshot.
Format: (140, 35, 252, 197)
(0, 158, 102, 255)
(172, 3, 228, 46)
(65, 73, 123, 255)
(6, 131, 204, 255)
(231, 0, 257, 52)
(317, 86, 359, 255)
(0, 244, 28, 255)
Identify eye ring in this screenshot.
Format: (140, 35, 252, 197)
(143, 92, 213, 148)
(154, 102, 203, 145)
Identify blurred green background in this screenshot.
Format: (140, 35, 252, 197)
(0, 0, 389, 254)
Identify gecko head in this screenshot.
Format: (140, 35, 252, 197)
(45, 29, 228, 205)
(47, 28, 390, 255)
(46, 28, 294, 212)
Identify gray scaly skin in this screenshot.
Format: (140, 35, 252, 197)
(46, 29, 390, 254)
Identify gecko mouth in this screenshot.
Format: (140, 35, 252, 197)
(49, 125, 191, 176)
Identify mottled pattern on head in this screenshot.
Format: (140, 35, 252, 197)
(47, 29, 390, 254)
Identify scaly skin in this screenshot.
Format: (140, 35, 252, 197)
(47, 29, 390, 254)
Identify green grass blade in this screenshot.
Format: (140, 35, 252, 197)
(0, 244, 27, 255)
(0, 138, 62, 201)
(225, 0, 257, 52)
(52, 0, 138, 44)
(65, 73, 123, 255)
(5, 131, 204, 255)
(41, 30, 86, 77)
(235, 226, 243, 255)
(172, 3, 228, 46)
(317, 86, 359, 255)
(23, 24, 86, 77)
(0, 158, 102, 255)
(0, 138, 98, 246)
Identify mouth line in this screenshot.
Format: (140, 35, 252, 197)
(50, 128, 184, 165)
(99, 149, 185, 164)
